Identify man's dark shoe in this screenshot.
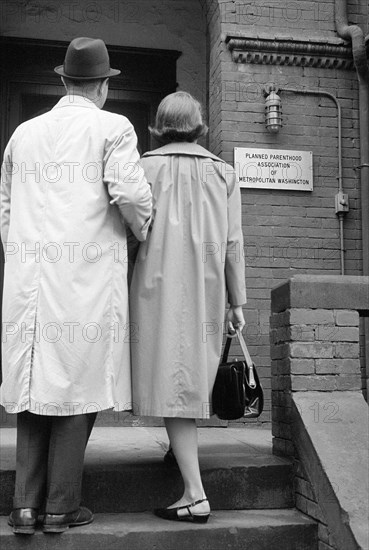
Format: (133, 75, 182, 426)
(43, 506, 93, 533)
(8, 508, 38, 535)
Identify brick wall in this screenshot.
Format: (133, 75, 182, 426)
(269, 275, 369, 550)
(205, 0, 366, 424)
(219, 0, 367, 37)
(270, 307, 361, 455)
(202, 0, 223, 155)
(294, 457, 339, 550)
(347, 0, 369, 32)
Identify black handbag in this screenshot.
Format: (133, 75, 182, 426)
(212, 329, 264, 420)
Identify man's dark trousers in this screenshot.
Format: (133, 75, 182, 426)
(13, 411, 97, 513)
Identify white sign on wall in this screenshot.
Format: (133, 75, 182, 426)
(234, 147, 313, 191)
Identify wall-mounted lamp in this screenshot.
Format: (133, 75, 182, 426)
(265, 89, 282, 133)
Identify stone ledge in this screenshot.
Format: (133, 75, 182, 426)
(224, 35, 354, 69)
(291, 392, 369, 550)
(271, 276, 369, 314)
(224, 31, 348, 46)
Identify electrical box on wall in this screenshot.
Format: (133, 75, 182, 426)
(335, 192, 349, 214)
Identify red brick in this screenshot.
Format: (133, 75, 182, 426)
(315, 326, 359, 342)
(270, 343, 289, 360)
(272, 405, 292, 423)
(295, 477, 315, 501)
(318, 523, 330, 545)
(290, 358, 315, 375)
(279, 422, 292, 439)
(335, 310, 360, 326)
(290, 342, 334, 359)
(290, 326, 315, 341)
(334, 342, 360, 358)
(334, 374, 361, 390)
(269, 327, 279, 344)
(271, 358, 291, 375)
(272, 391, 291, 407)
(291, 375, 336, 391)
(290, 309, 335, 325)
(315, 358, 359, 375)
(295, 493, 308, 514)
(306, 498, 323, 521)
(271, 375, 291, 391)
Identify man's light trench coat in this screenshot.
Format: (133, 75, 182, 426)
(0, 95, 152, 416)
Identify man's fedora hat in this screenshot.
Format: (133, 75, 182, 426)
(54, 37, 120, 80)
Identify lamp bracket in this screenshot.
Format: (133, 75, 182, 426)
(263, 84, 280, 97)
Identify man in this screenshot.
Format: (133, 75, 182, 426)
(0, 37, 152, 534)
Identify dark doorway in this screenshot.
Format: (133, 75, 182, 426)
(0, 37, 180, 153)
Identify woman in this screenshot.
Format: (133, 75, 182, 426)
(130, 91, 246, 523)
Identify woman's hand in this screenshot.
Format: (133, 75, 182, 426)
(226, 305, 245, 335)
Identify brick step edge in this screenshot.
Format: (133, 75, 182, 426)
(0, 509, 318, 550)
(0, 460, 294, 514)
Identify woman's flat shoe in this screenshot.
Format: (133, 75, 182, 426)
(154, 498, 210, 523)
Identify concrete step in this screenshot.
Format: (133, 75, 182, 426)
(0, 427, 293, 514)
(0, 509, 318, 550)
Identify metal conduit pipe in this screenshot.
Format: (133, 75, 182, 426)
(334, 0, 369, 393)
(279, 87, 345, 274)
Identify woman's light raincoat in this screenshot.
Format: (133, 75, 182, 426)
(130, 142, 246, 418)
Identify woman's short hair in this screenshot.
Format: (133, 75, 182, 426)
(149, 91, 208, 144)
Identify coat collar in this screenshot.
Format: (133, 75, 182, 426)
(52, 95, 99, 110)
(142, 142, 225, 163)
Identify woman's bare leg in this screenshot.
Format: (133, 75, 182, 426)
(164, 418, 210, 514)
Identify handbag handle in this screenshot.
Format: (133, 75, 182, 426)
(221, 329, 253, 368)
